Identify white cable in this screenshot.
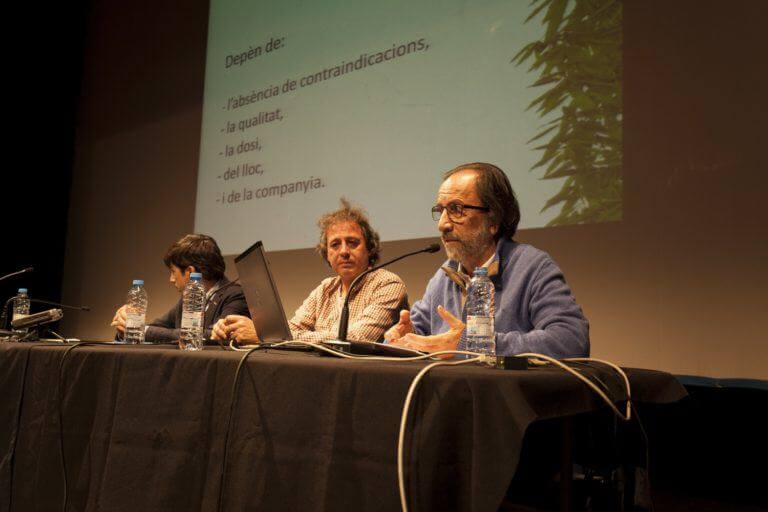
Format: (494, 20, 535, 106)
(226, 339, 631, 507)
(227, 337, 488, 511)
(310, 346, 480, 362)
(565, 357, 632, 420)
(516, 353, 632, 422)
(227, 339, 298, 351)
(397, 355, 485, 512)
(227, 337, 488, 512)
(229, 338, 480, 362)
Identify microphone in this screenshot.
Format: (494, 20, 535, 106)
(11, 308, 63, 330)
(336, 242, 441, 342)
(0, 266, 33, 283)
(31, 299, 91, 312)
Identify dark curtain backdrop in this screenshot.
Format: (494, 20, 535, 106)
(0, 2, 87, 313)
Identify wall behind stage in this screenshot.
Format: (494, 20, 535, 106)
(61, 0, 768, 379)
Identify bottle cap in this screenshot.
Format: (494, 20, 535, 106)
(190, 273, 203, 280)
(473, 267, 488, 276)
(18, 288, 27, 294)
(132, 279, 144, 286)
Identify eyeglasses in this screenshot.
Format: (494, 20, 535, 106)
(431, 203, 490, 222)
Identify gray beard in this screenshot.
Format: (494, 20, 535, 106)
(442, 230, 495, 270)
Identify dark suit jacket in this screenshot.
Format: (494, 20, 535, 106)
(145, 278, 249, 343)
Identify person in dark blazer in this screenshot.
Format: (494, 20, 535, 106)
(111, 234, 249, 344)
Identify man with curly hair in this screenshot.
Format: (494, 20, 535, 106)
(213, 199, 407, 344)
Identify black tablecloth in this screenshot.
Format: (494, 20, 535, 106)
(0, 343, 686, 512)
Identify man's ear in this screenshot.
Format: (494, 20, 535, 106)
(185, 266, 196, 277)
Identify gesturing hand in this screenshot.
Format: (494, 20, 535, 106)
(389, 306, 464, 358)
(384, 309, 413, 343)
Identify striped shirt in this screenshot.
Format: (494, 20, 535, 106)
(289, 269, 407, 343)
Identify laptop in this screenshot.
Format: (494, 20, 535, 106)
(234, 240, 293, 343)
(234, 240, 423, 357)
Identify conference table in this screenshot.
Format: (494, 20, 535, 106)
(0, 342, 685, 512)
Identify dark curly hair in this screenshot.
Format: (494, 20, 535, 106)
(162, 234, 226, 282)
(316, 198, 381, 266)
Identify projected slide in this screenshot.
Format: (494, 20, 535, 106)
(196, 0, 622, 254)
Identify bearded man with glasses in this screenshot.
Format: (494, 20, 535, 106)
(385, 162, 589, 359)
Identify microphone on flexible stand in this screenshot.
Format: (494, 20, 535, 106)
(335, 243, 440, 342)
(1, 296, 90, 329)
(30, 299, 91, 312)
(11, 309, 63, 330)
(0, 266, 33, 283)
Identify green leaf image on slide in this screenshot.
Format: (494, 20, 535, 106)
(514, 0, 622, 225)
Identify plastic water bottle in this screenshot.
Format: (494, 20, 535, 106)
(124, 279, 148, 344)
(12, 288, 31, 332)
(465, 267, 495, 364)
(180, 272, 205, 351)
